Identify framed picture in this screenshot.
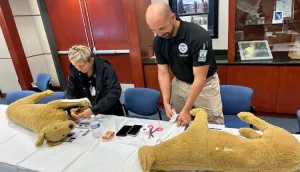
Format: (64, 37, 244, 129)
(180, 14, 208, 30)
(238, 41, 273, 61)
(272, 11, 283, 24)
(176, 0, 209, 15)
(169, 0, 219, 38)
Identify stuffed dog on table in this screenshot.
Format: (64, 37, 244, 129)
(6, 90, 89, 147)
(138, 108, 300, 172)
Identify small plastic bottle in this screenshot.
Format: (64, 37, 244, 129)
(90, 115, 102, 138)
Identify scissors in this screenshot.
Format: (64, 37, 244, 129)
(148, 125, 163, 139)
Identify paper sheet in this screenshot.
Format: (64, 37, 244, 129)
(276, 0, 292, 17)
(61, 98, 91, 107)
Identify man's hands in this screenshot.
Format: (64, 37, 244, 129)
(177, 109, 191, 127)
(164, 103, 174, 119)
(164, 103, 191, 126)
(70, 108, 93, 119)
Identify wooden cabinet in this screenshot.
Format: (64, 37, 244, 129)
(45, 1, 89, 50)
(143, 65, 173, 104)
(45, 0, 150, 86)
(276, 67, 300, 114)
(227, 66, 280, 112)
(143, 65, 160, 93)
(217, 65, 227, 85)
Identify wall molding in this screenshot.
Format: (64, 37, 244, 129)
(13, 14, 41, 17)
(26, 53, 51, 58)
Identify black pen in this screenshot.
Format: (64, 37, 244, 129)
(209, 128, 222, 130)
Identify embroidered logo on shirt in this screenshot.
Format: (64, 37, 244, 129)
(178, 43, 188, 53)
(198, 50, 208, 62)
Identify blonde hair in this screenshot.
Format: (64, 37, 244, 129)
(68, 45, 92, 63)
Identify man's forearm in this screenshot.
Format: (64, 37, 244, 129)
(182, 77, 206, 112)
(158, 73, 171, 105)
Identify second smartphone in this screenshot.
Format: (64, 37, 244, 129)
(127, 125, 143, 136)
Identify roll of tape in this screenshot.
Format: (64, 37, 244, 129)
(140, 127, 150, 134)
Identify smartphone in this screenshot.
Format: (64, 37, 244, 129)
(116, 125, 132, 137)
(127, 125, 143, 136)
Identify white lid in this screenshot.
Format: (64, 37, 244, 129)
(91, 115, 95, 118)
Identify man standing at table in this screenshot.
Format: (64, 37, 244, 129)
(65, 45, 124, 119)
(145, 3, 224, 126)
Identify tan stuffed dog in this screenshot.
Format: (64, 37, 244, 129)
(6, 90, 89, 147)
(138, 108, 300, 172)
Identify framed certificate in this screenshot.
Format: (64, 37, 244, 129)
(238, 41, 273, 61)
(276, 0, 293, 17)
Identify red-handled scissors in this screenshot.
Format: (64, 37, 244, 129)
(148, 125, 163, 139)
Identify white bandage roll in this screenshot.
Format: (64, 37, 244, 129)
(140, 126, 150, 134)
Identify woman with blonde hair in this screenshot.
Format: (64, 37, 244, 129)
(65, 45, 124, 119)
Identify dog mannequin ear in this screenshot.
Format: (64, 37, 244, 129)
(46, 140, 63, 147)
(35, 132, 45, 147)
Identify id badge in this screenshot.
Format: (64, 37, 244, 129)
(198, 50, 208, 62)
(90, 86, 96, 96)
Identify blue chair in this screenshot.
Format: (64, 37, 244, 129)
(35, 73, 51, 92)
(123, 88, 162, 120)
(296, 110, 300, 134)
(220, 85, 254, 128)
(5, 90, 36, 105)
(37, 91, 65, 104)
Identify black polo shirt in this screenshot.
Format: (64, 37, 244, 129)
(154, 20, 217, 84)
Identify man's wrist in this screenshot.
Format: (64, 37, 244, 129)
(163, 100, 170, 106)
(182, 106, 191, 114)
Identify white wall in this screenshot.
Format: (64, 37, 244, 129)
(212, 0, 228, 49)
(151, 0, 229, 50)
(4, 0, 59, 90)
(0, 27, 22, 93)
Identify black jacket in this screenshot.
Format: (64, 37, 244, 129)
(65, 56, 124, 116)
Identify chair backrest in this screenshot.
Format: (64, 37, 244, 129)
(6, 90, 36, 105)
(37, 91, 65, 104)
(296, 110, 300, 133)
(124, 88, 160, 116)
(36, 73, 51, 91)
(220, 85, 253, 115)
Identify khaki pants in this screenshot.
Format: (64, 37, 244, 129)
(170, 73, 224, 125)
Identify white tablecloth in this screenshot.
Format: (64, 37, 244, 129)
(0, 105, 184, 172)
(1, 104, 300, 172)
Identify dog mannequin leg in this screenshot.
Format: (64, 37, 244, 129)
(12, 90, 54, 105)
(239, 128, 262, 139)
(238, 112, 274, 132)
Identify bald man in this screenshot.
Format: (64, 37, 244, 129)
(146, 3, 224, 126)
